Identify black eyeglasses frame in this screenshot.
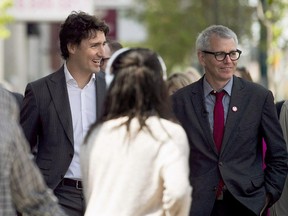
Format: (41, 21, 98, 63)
(202, 49, 242, 61)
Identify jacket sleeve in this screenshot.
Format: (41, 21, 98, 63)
(10, 122, 67, 216)
(20, 83, 40, 151)
(160, 127, 192, 216)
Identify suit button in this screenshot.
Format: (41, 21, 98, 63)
(69, 153, 73, 158)
(219, 162, 223, 166)
(213, 186, 217, 191)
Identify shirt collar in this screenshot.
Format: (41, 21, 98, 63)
(64, 62, 96, 86)
(64, 62, 74, 84)
(203, 75, 233, 97)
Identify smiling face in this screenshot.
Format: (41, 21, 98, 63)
(198, 34, 238, 89)
(67, 30, 106, 75)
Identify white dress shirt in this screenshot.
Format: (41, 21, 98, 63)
(64, 63, 96, 179)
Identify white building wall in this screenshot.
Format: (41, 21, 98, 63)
(3, 0, 146, 94)
(4, 23, 28, 93)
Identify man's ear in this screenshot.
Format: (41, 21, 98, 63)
(197, 51, 205, 67)
(67, 43, 76, 55)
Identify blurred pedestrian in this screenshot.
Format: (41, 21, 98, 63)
(270, 100, 288, 216)
(172, 25, 288, 216)
(235, 66, 253, 81)
(184, 66, 202, 82)
(81, 48, 192, 216)
(0, 82, 23, 110)
(10, 91, 23, 109)
(100, 39, 123, 87)
(20, 11, 109, 216)
(166, 72, 194, 95)
(0, 86, 66, 216)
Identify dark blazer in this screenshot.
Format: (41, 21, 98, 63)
(20, 66, 106, 189)
(172, 76, 288, 216)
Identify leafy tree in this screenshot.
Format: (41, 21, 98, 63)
(257, 0, 288, 94)
(127, 0, 254, 74)
(0, 0, 13, 39)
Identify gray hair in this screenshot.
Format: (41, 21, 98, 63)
(196, 25, 238, 51)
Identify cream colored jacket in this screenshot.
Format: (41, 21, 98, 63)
(80, 116, 192, 216)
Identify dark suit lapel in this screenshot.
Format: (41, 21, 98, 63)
(47, 67, 74, 145)
(191, 79, 217, 153)
(95, 71, 106, 119)
(221, 77, 247, 154)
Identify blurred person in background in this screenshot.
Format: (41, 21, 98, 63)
(166, 72, 194, 95)
(0, 86, 66, 216)
(172, 25, 287, 216)
(10, 91, 23, 109)
(20, 11, 109, 216)
(81, 48, 192, 216)
(100, 39, 123, 87)
(0, 82, 23, 110)
(270, 100, 288, 216)
(185, 66, 202, 83)
(234, 66, 253, 82)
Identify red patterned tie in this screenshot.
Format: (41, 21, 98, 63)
(213, 91, 225, 151)
(212, 90, 226, 198)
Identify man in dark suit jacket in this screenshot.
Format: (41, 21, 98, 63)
(20, 11, 109, 216)
(172, 25, 288, 216)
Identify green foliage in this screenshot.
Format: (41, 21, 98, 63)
(0, 0, 14, 39)
(261, 0, 288, 48)
(127, 0, 254, 73)
(256, 0, 288, 92)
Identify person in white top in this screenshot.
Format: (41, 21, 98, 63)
(81, 47, 192, 216)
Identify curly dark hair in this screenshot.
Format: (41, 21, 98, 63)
(59, 11, 109, 60)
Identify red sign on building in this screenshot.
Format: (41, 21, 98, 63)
(101, 9, 118, 40)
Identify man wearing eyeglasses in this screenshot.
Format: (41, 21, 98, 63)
(172, 25, 288, 216)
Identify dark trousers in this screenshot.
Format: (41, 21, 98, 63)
(54, 183, 85, 216)
(210, 191, 257, 216)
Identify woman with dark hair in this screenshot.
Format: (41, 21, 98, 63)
(80, 48, 192, 216)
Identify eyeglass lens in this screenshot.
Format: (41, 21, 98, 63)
(215, 51, 240, 61)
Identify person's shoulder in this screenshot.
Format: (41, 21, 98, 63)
(281, 100, 288, 110)
(173, 79, 200, 97)
(158, 118, 187, 136)
(10, 91, 23, 109)
(0, 86, 15, 102)
(29, 66, 65, 86)
(0, 87, 19, 121)
(234, 76, 269, 94)
(171, 79, 200, 107)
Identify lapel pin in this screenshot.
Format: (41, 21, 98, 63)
(232, 106, 238, 112)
